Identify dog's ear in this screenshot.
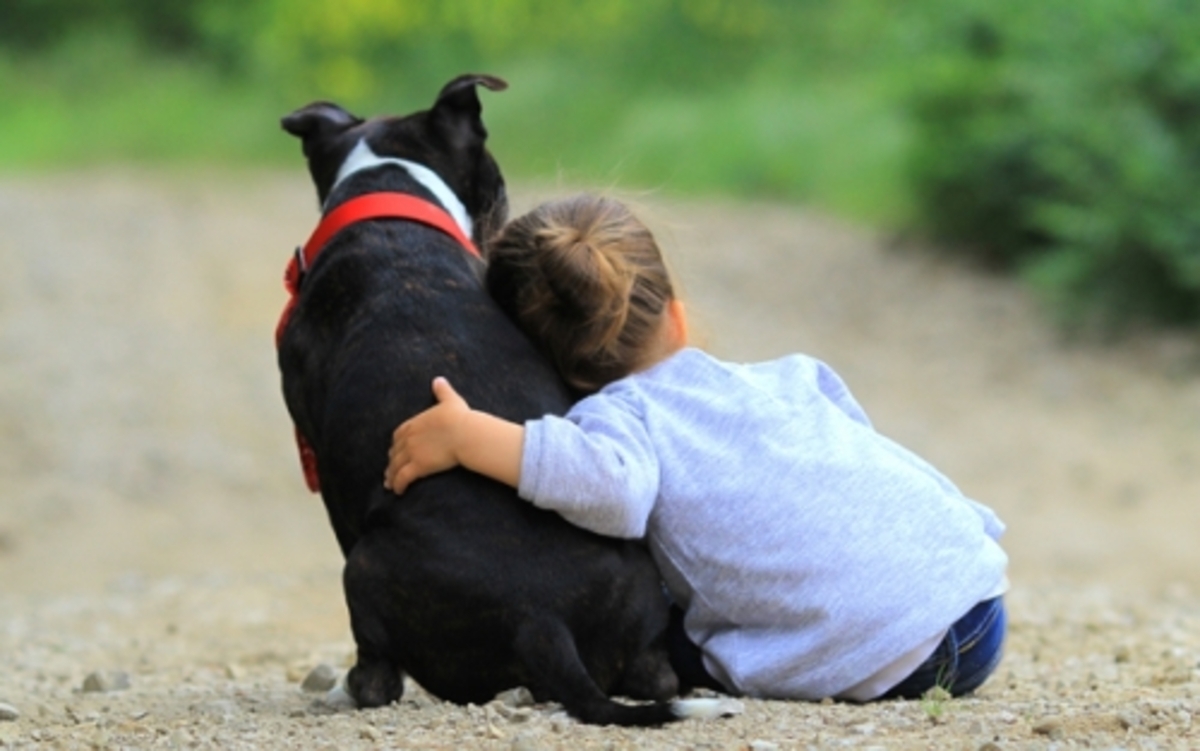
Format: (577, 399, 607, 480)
(430, 74, 508, 151)
(281, 102, 363, 140)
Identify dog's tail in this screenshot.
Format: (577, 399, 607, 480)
(516, 617, 743, 727)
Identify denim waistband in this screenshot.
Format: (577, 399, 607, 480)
(881, 596, 1007, 700)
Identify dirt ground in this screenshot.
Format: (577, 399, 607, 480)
(1, 169, 1198, 750)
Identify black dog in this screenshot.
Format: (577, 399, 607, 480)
(277, 75, 729, 726)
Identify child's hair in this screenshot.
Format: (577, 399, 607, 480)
(485, 194, 675, 393)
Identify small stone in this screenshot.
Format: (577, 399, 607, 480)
(1153, 663, 1193, 685)
(0, 702, 18, 721)
(300, 664, 339, 692)
(285, 662, 308, 683)
(81, 671, 131, 693)
(1114, 645, 1132, 663)
(319, 684, 356, 711)
(223, 663, 244, 680)
(494, 703, 533, 723)
(1117, 711, 1141, 729)
(511, 730, 546, 751)
(1032, 718, 1063, 739)
(749, 741, 780, 751)
(850, 722, 876, 736)
(977, 743, 1002, 751)
(495, 687, 535, 708)
(360, 726, 381, 741)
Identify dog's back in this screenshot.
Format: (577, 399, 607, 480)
(277, 76, 693, 726)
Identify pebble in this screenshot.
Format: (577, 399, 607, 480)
(749, 741, 779, 751)
(285, 662, 309, 683)
(511, 729, 547, 751)
(1032, 717, 1063, 739)
(301, 663, 339, 692)
(850, 722, 876, 736)
(0, 702, 18, 721)
(81, 670, 131, 693)
(319, 685, 356, 711)
(549, 715, 570, 733)
(495, 687, 535, 708)
(493, 703, 533, 723)
(1117, 711, 1142, 729)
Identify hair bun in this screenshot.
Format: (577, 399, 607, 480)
(485, 194, 674, 392)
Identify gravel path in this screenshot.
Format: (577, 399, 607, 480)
(1, 170, 1198, 749)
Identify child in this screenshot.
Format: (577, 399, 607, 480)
(384, 194, 1008, 702)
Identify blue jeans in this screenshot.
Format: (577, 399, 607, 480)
(667, 596, 1007, 700)
(881, 596, 1007, 700)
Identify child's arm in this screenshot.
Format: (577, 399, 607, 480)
(384, 377, 524, 494)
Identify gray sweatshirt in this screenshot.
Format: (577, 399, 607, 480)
(518, 347, 1008, 699)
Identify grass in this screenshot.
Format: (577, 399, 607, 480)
(0, 35, 293, 170)
(920, 685, 953, 721)
(459, 62, 915, 226)
(0, 38, 918, 228)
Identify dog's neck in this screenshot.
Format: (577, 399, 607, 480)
(328, 139, 473, 241)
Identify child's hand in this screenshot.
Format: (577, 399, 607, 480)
(385, 377, 470, 494)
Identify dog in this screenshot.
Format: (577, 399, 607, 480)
(277, 74, 733, 726)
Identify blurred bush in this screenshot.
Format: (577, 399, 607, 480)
(1, 0, 208, 51)
(4, 0, 1200, 332)
(908, 1, 1200, 331)
(0, 0, 918, 217)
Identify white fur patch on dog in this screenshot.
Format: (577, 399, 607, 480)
(329, 139, 474, 241)
(671, 696, 745, 720)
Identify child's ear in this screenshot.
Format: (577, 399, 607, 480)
(668, 299, 690, 348)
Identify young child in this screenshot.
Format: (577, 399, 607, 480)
(384, 194, 1008, 702)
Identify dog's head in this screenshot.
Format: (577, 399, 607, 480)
(282, 74, 509, 246)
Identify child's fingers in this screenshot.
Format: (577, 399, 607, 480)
(393, 460, 427, 495)
(387, 465, 407, 494)
(431, 377, 464, 406)
(385, 456, 413, 494)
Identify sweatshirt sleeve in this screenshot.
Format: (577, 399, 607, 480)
(517, 395, 660, 539)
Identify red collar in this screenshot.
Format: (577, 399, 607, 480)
(277, 191, 481, 345)
(276, 191, 481, 493)
(297, 191, 480, 276)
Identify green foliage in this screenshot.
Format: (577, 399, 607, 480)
(7, 0, 1200, 332)
(0, 0, 921, 224)
(908, 0, 1200, 331)
(0, 34, 291, 168)
(1, 0, 214, 52)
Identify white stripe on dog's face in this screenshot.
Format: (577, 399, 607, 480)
(329, 139, 474, 241)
